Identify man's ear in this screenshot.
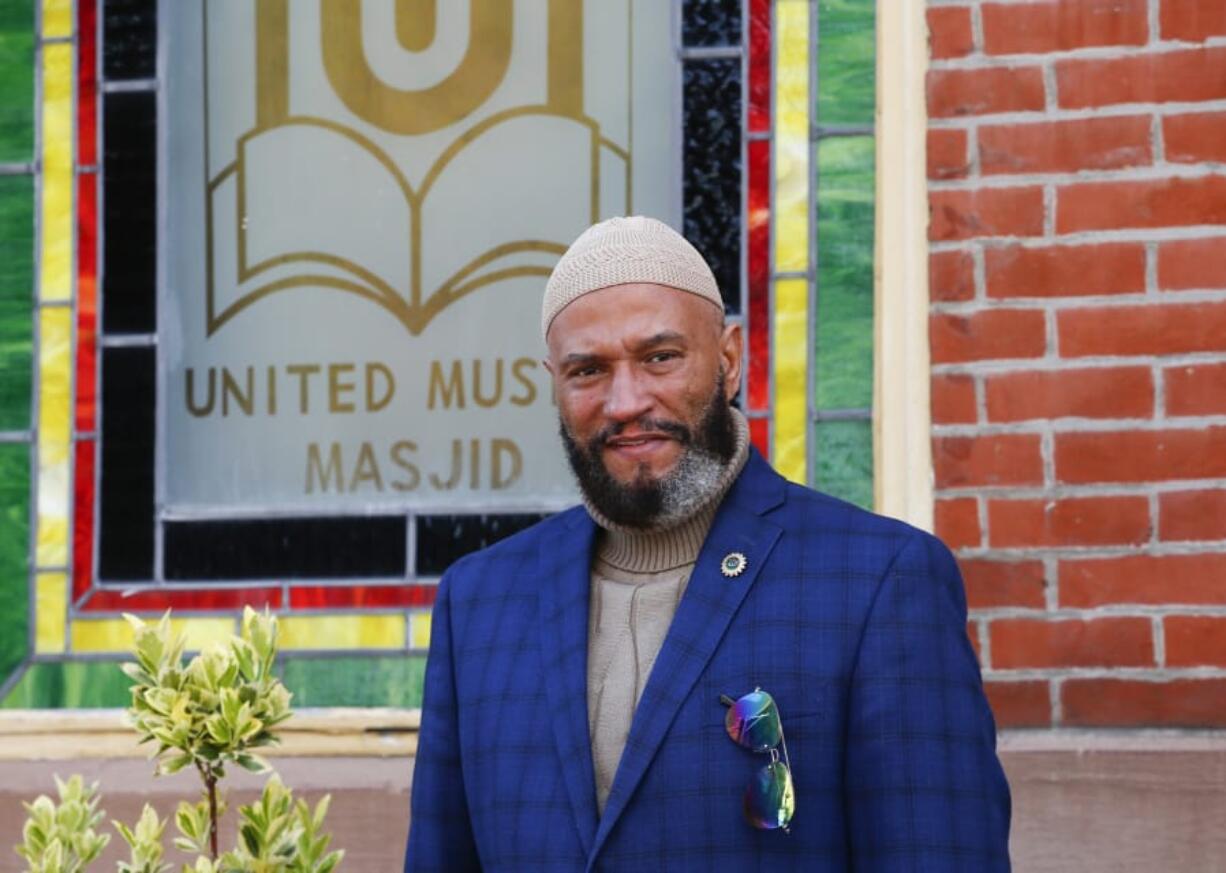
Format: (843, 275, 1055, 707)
(719, 321, 744, 401)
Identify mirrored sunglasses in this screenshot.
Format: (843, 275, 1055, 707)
(720, 687, 795, 832)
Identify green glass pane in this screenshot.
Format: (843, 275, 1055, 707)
(281, 655, 427, 708)
(0, 173, 33, 430)
(0, 0, 35, 162)
(2, 660, 132, 708)
(815, 418, 872, 510)
(0, 441, 28, 688)
(816, 135, 874, 411)
(817, 0, 875, 126)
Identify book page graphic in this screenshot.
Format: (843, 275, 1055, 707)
(204, 0, 632, 337)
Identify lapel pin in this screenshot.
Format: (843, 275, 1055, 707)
(721, 552, 748, 578)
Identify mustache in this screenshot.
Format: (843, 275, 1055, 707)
(591, 417, 693, 448)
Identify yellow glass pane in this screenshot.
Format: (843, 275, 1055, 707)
(41, 0, 73, 38)
(773, 278, 808, 483)
(279, 614, 406, 651)
(36, 306, 71, 567)
(35, 571, 67, 653)
(410, 611, 432, 650)
(774, 0, 810, 273)
(71, 616, 237, 654)
(39, 42, 72, 303)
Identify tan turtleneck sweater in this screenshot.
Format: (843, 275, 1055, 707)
(585, 409, 750, 813)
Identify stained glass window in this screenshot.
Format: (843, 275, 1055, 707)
(3, 0, 879, 709)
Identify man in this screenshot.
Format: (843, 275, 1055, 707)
(406, 217, 1011, 871)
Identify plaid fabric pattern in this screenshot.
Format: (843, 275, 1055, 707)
(406, 450, 1011, 871)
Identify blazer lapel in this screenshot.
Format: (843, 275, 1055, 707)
(538, 509, 600, 856)
(590, 450, 787, 860)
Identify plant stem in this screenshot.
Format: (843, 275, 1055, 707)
(205, 766, 219, 861)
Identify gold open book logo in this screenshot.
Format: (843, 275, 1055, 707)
(204, 0, 633, 337)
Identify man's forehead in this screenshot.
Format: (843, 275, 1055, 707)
(549, 283, 719, 335)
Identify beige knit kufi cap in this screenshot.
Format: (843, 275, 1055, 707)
(541, 215, 724, 339)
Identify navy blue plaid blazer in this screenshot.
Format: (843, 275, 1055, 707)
(406, 449, 1011, 871)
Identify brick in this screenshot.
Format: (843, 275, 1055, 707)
(985, 681, 1051, 729)
(1057, 175, 1226, 233)
(931, 373, 977, 424)
(933, 434, 1044, 489)
(1159, 489, 1226, 540)
(980, 116, 1151, 175)
(1063, 678, 1226, 727)
(984, 366, 1153, 421)
(931, 309, 1047, 363)
(982, 0, 1148, 55)
(928, 128, 970, 180)
(931, 186, 1045, 241)
(1158, 237, 1226, 290)
(1166, 362, 1226, 416)
(930, 250, 976, 302)
(1161, 0, 1226, 42)
(1164, 112, 1226, 164)
(1165, 616, 1226, 667)
(990, 617, 1154, 669)
(928, 6, 975, 59)
(1061, 553, 1226, 606)
(1058, 301, 1226, 356)
(1057, 47, 1226, 108)
(927, 66, 1046, 118)
(960, 559, 1047, 609)
(988, 496, 1151, 548)
(935, 497, 981, 550)
(986, 243, 1146, 299)
(968, 621, 982, 661)
(1056, 427, 1226, 483)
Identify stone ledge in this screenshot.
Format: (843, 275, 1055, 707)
(0, 708, 421, 760)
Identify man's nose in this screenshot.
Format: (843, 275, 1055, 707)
(603, 365, 652, 423)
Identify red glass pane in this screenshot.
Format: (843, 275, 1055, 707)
(749, 416, 770, 458)
(77, 0, 97, 165)
(289, 584, 438, 610)
(75, 172, 97, 432)
(72, 440, 95, 601)
(747, 138, 770, 411)
(80, 587, 283, 612)
(748, 0, 771, 132)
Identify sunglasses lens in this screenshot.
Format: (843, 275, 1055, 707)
(724, 689, 782, 752)
(743, 760, 795, 830)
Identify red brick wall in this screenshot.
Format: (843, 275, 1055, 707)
(925, 0, 1226, 729)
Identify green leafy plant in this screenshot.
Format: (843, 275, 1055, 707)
(124, 608, 293, 858)
(14, 608, 344, 872)
(113, 806, 171, 873)
(15, 776, 111, 873)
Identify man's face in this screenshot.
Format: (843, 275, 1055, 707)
(545, 283, 743, 525)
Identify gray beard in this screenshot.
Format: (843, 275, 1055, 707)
(559, 373, 738, 529)
(646, 442, 730, 527)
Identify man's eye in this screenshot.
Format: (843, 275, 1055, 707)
(647, 351, 679, 364)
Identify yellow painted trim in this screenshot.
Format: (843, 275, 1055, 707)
(41, 0, 73, 38)
(34, 572, 67, 653)
(409, 611, 432, 650)
(772, 0, 810, 484)
(873, 0, 933, 530)
(71, 617, 237, 654)
(279, 614, 407, 651)
(39, 42, 73, 304)
(773, 278, 809, 483)
(36, 307, 72, 567)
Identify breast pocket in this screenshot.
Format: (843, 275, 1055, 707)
(702, 671, 831, 734)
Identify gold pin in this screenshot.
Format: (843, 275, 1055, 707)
(720, 552, 747, 578)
